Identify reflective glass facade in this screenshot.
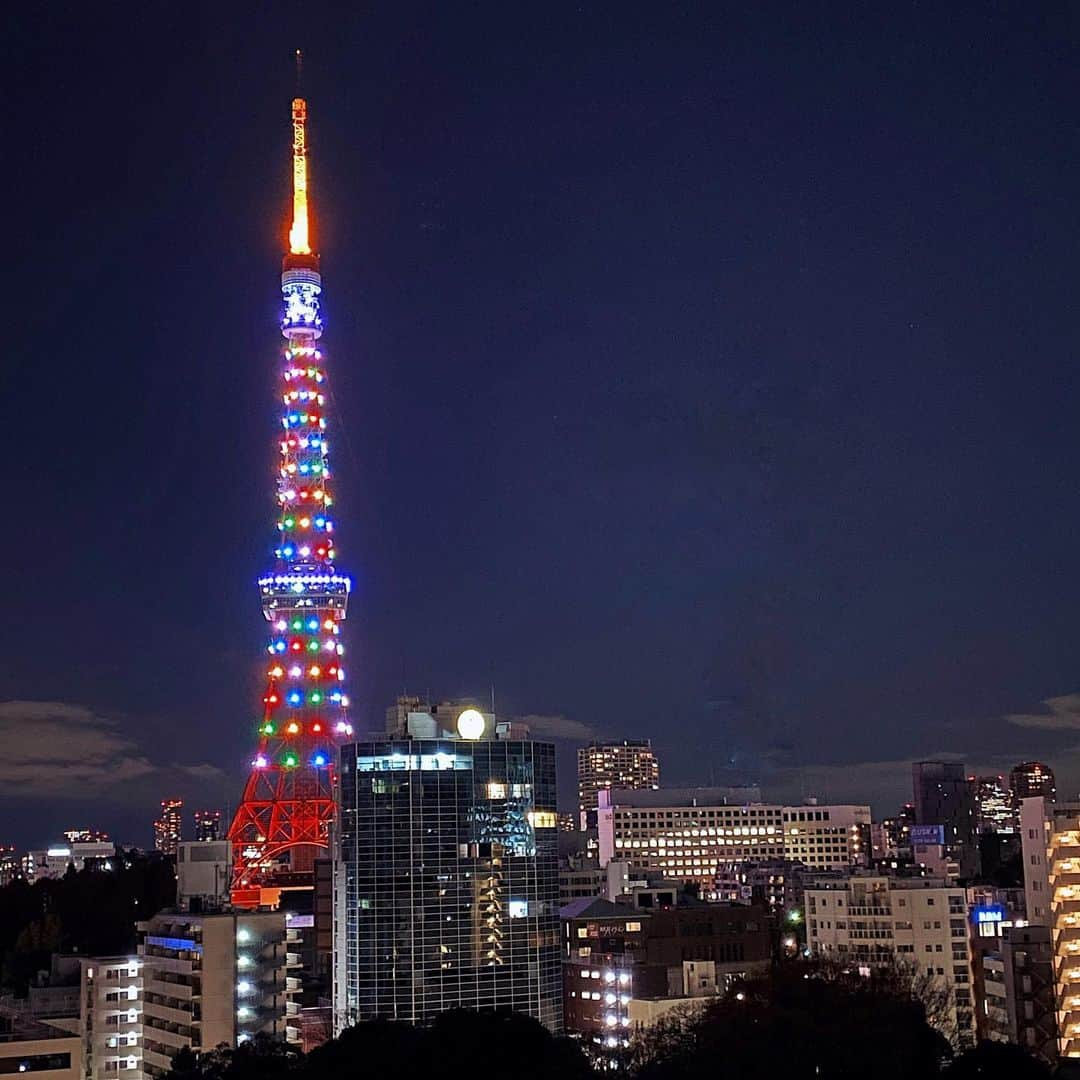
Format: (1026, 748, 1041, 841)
(337, 738, 562, 1030)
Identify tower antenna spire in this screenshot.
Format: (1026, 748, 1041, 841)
(288, 64, 312, 256)
(295, 48, 303, 93)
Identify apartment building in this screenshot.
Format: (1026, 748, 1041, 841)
(137, 910, 295, 1077)
(982, 924, 1056, 1067)
(79, 956, 143, 1078)
(805, 875, 975, 1047)
(1020, 799, 1080, 1060)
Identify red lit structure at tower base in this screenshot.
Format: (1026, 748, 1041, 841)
(228, 96, 353, 907)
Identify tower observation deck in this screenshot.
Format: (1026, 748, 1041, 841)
(228, 94, 353, 905)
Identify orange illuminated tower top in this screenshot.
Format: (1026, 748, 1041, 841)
(289, 96, 311, 255)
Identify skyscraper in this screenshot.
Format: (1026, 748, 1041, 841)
(974, 775, 1017, 833)
(334, 706, 562, 1032)
(1011, 761, 1056, 805)
(153, 799, 183, 857)
(193, 810, 223, 842)
(911, 761, 977, 878)
(227, 90, 353, 904)
(577, 739, 660, 821)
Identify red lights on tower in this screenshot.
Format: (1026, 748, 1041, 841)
(227, 94, 352, 906)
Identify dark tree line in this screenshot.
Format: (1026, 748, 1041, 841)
(164, 963, 1051, 1080)
(0, 852, 175, 991)
(167, 1011, 594, 1080)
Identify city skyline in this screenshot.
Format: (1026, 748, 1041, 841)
(6, 6, 1080, 844)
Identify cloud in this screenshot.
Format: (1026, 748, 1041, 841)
(176, 763, 228, 781)
(516, 714, 597, 741)
(0, 700, 223, 799)
(1005, 693, 1080, 731)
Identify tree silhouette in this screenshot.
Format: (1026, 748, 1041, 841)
(941, 1041, 1050, 1079)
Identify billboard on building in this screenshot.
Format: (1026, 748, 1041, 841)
(910, 824, 945, 846)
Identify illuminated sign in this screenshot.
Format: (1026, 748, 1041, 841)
(910, 825, 945, 846)
(356, 752, 470, 772)
(145, 935, 202, 954)
(974, 904, 1005, 924)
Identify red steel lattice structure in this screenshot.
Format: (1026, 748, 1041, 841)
(228, 94, 353, 904)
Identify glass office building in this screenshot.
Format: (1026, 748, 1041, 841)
(335, 731, 561, 1031)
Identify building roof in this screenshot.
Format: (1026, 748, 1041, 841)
(599, 786, 762, 809)
(0, 1015, 79, 1044)
(558, 897, 631, 920)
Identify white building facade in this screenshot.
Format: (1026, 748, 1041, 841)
(596, 791, 869, 887)
(79, 956, 143, 1079)
(805, 875, 975, 1047)
(1019, 799, 1080, 1060)
(137, 911, 296, 1077)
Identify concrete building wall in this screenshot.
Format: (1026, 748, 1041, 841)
(1041, 803, 1080, 1060)
(0, 1028, 81, 1079)
(1021, 797, 1051, 926)
(806, 877, 975, 1048)
(138, 911, 291, 1077)
(597, 797, 870, 886)
(79, 956, 143, 1079)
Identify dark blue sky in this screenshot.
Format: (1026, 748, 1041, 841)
(4, 3, 1080, 845)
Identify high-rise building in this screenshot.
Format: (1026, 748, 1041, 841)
(1021, 800, 1080, 1060)
(137, 909, 296, 1075)
(79, 955, 144, 1079)
(1011, 761, 1056, 806)
(578, 740, 660, 820)
(193, 809, 223, 842)
(0, 846, 19, 886)
(982, 924, 1057, 1067)
(63, 829, 109, 844)
(596, 789, 869, 887)
(1020, 796, 1052, 926)
(334, 705, 561, 1032)
(974, 776, 1017, 833)
(227, 91, 354, 904)
(152, 799, 183, 857)
(912, 762, 977, 878)
(806, 875, 976, 1048)
(874, 803, 915, 860)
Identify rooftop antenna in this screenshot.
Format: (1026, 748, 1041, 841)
(295, 48, 304, 93)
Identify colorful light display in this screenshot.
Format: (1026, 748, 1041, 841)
(228, 95, 351, 902)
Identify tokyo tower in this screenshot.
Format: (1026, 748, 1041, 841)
(228, 90, 353, 904)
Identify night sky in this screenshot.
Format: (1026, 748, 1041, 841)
(5, 3, 1080, 846)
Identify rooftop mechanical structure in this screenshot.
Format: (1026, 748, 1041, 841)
(228, 92, 353, 905)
